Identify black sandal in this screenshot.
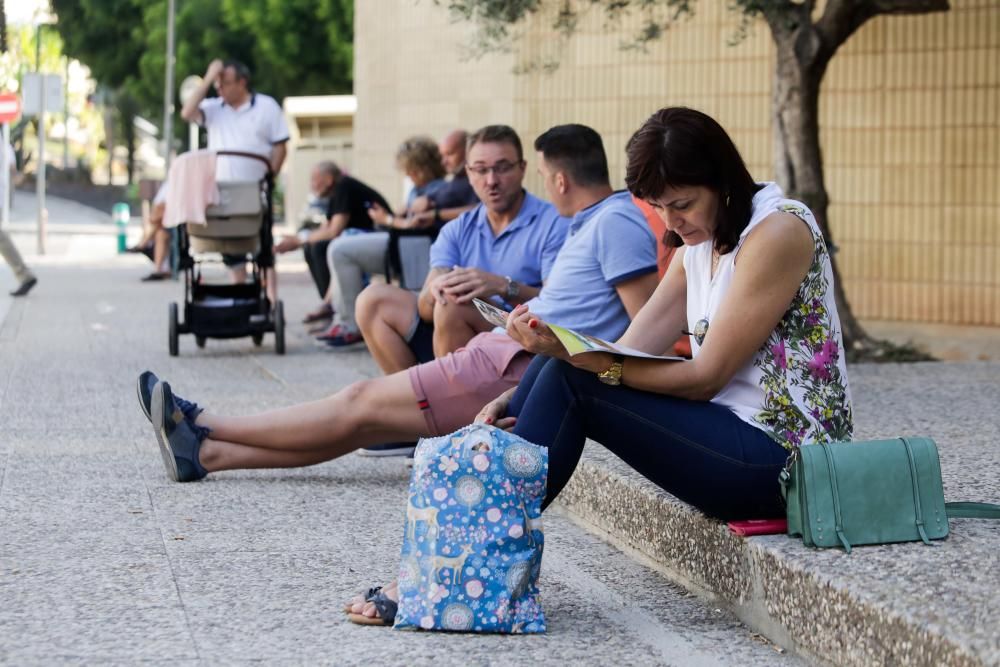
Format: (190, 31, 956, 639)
(346, 588, 397, 626)
(342, 585, 382, 614)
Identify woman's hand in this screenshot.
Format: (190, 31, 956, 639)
(474, 388, 517, 431)
(506, 305, 617, 373)
(367, 202, 391, 226)
(504, 305, 566, 359)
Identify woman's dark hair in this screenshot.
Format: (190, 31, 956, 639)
(625, 107, 761, 255)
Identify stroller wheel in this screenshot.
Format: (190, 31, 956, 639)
(251, 333, 264, 347)
(195, 336, 206, 349)
(168, 302, 179, 357)
(274, 300, 286, 355)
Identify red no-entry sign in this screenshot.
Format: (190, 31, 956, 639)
(0, 93, 21, 123)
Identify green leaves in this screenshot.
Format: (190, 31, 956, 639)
(50, 0, 353, 131)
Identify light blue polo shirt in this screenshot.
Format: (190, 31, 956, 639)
(429, 192, 569, 304)
(524, 191, 657, 341)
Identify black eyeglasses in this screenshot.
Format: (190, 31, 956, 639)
(466, 161, 522, 177)
(682, 318, 710, 346)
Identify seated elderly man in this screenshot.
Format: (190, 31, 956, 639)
(274, 161, 391, 324)
(313, 135, 459, 346)
(137, 123, 659, 479)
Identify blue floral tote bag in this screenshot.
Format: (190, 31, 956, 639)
(394, 424, 548, 633)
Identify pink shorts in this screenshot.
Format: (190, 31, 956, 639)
(408, 332, 533, 435)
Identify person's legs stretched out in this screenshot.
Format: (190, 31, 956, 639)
(138, 332, 531, 479)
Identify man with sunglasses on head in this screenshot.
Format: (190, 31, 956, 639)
(180, 58, 289, 295)
(353, 124, 569, 455)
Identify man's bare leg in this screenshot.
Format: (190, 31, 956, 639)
(356, 284, 421, 374)
(194, 370, 430, 472)
(153, 229, 170, 273)
(432, 300, 493, 358)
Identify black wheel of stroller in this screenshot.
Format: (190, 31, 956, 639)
(251, 333, 264, 346)
(274, 300, 286, 355)
(168, 302, 179, 357)
(195, 335, 206, 349)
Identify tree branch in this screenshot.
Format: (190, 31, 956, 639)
(815, 0, 949, 64)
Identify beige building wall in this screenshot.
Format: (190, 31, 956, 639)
(355, 0, 1000, 326)
(353, 3, 515, 206)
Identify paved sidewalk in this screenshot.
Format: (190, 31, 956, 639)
(0, 215, 801, 665)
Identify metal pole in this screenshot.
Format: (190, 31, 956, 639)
(2, 123, 9, 228)
(35, 25, 47, 255)
(163, 0, 178, 275)
(63, 58, 69, 169)
(162, 0, 176, 175)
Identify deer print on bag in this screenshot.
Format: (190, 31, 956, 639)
(519, 498, 543, 546)
(429, 543, 475, 586)
(406, 493, 440, 544)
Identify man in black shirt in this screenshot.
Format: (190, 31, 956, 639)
(275, 161, 390, 322)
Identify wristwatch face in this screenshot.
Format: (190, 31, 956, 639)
(598, 362, 622, 385)
(505, 277, 519, 299)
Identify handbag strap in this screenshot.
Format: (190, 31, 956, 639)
(819, 441, 852, 553)
(945, 502, 1000, 519)
(900, 438, 932, 545)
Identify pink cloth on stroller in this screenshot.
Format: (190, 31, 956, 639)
(163, 150, 219, 228)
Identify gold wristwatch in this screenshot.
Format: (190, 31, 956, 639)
(597, 355, 625, 385)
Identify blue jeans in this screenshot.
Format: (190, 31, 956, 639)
(509, 356, 790, 520)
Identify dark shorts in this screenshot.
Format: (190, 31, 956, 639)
(406, 318, 436, 365)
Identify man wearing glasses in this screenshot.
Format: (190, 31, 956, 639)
(353, 124, 569, 456)
(358, 126, 569, 373)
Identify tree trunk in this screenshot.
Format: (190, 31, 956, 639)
(122, 111, 136, 185)
(0, 0, 7, 54)
(770, 26, 871, 352)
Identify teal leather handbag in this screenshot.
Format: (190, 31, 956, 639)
(780, 437, 1000, 553)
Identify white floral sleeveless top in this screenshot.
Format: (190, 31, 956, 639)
(684, 183, 854, 451)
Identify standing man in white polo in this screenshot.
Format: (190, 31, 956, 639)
(180, 59, 289, 293)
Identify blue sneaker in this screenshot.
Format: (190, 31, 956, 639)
(151, 380, 211, 482)
(137, 371, 203, 424)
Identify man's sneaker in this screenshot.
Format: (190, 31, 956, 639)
(9, 276, 37, 297)
(357, 442, 417, 458)
(150, 380, 211, 482)
(324, 330, 365, 348)
(137, 371, 203, 424)
(316, 323, 364, 348)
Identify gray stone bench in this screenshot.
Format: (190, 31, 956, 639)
(558, 424, 999, 667)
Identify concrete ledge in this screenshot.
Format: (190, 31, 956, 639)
(558, 442, 998, 667)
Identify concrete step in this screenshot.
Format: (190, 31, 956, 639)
(557, 363, 1000, 667)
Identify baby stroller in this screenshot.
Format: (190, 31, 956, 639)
(168, 151, 285, 355)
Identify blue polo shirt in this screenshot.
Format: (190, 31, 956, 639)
(429, 192, 568, 302)
(524, 191, 657, 341)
